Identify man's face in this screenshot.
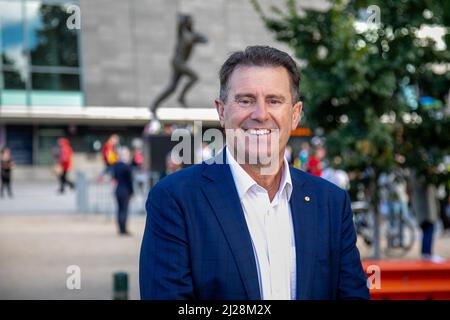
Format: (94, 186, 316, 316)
(215, 65, 302, 170)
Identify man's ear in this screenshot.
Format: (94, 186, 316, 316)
(215, 99, 225, 128)
(291, 101, 303, 130)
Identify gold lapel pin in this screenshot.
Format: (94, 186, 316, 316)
(304, 196, 310, 202)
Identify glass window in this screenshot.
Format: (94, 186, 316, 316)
(1, 68, 27, 105)
(32, 72, 79, 90)
(2, 70, 26, 89)
(0, 0, 25, 67)
(27, 1, 79, 67)
(31, 72, 82, 106)
(0, 0, 83, 107)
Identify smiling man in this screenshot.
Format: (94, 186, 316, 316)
(140, 46, 369, 300)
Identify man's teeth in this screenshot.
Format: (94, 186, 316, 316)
(247, 129, 271, 135)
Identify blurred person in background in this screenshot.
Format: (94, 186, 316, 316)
(1, 147, 14, 198)
(321, 156, 349, 190)
(306, 146, 324, 177)
(438, 185, 450, 237)
(394, 170, 410, 221)
(446, 195, 450, 237)
(298, 141, 309, 170)
(284, 144, 293, 165)
(112, 147, 134, 236)
(56, 138, 75, 194)
(101, 134, 120, 179)
(409, 171, 443, 261)
(131, 146, 144, 169)
(131, 145, 146, 194)
(159, 151, 183, 180)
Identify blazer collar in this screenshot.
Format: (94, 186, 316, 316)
(201, 151, 318, 300)
(289, 168, 318, 299)
(201, 151, 261, 299)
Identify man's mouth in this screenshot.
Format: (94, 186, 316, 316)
(245, 128, 272, 135)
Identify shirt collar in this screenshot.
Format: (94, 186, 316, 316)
(225, 147, 293, 201)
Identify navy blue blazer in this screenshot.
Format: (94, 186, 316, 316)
(112, 162, 134, 196)
(140, 154, 369, 300)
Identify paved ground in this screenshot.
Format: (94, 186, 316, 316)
(0, 181, 147, 215)
(0, 214, 145, 300)
(0, 181, 449, 299)
(0, 181, 147, 299)
(0, 212, 449, 300)
(0, 183, 77, 214)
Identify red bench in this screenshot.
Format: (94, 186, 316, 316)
(362, 260, 450, 300)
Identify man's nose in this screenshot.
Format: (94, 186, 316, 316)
(250, 100, 269, 122)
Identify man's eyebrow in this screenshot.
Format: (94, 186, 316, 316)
(234, 93, 256, 100)
(266, 94, 286, 102)
(234, 93, 287, 101)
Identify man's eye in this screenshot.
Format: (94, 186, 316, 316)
(269, 99, 282, 105)
(237, 99, 253, 106)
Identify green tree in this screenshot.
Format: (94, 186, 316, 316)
(253, 0, 450, 258)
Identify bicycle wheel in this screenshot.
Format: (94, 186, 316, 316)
(384, 217, 416, 258)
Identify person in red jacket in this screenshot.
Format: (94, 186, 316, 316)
(101, 134, 120, 177)
(306, 147, 325, 177)
(57, 138, 75, 193)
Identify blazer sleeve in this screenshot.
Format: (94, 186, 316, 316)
(337, 191, 370, 300)
(139, 183, 194, 299)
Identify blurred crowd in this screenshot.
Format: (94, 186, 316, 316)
(286, 139, 450, 260)
(2, 134, 449, 255)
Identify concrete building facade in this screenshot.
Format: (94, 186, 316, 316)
(1, 0, 323, 167)
(80, 0, 295, 108)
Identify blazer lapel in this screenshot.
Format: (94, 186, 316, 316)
(289, 168, 318, 300)
(200, 155, 261, 300)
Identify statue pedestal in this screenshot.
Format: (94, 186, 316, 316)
(146, 118, 162, 135)
(143, 132, 195, 179)
(144, 133, 177, 175)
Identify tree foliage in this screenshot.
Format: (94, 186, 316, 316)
(253, 0, 450, 186)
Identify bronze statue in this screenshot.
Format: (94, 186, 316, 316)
(150, 14, 208, 117)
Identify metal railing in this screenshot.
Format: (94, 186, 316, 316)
(75, 170, 161, 216)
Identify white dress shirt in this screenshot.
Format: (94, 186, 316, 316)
(226, 148, 297, 300)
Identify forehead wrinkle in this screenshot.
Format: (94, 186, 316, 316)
(226, 66, 294, 103)
(234, 93, 256, 98)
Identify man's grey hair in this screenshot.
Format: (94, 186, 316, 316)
(219, 45, 301, 104)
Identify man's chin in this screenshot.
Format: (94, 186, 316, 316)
(237, 148, 275, 163)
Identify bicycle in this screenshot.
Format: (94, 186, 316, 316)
(352, 200, 416, 258)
